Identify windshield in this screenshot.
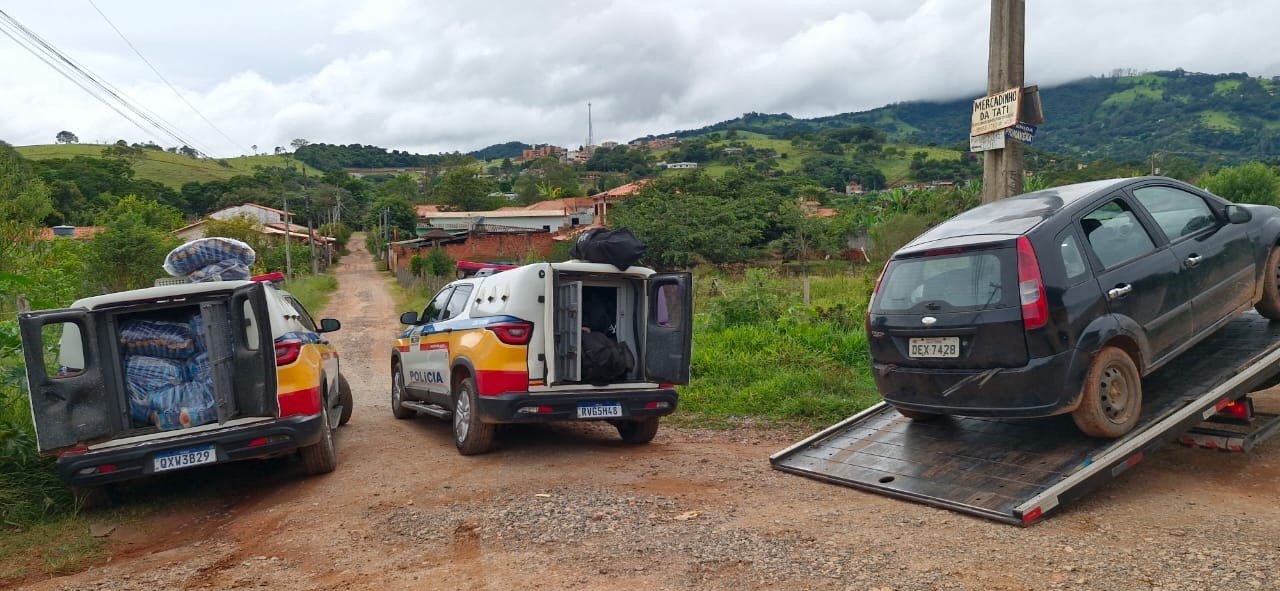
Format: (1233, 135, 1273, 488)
(872, 249, 1015, 313)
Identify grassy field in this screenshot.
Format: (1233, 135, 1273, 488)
(1213, 79, 1243, 96)
(877, 144, 965, 183)
(15, 144, 323, 188)
(675, 268, 880, 428)
(285, 273, 340, 316)
(1200, 110, 1242, 132)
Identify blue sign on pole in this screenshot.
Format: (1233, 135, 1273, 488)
(1006, 122, 1037, 144)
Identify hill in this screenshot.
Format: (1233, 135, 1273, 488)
(658, 70, 1280, 164)
(14, 144, 323, 188)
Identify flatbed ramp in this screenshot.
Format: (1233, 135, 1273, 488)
(771, 313, 1280, 525)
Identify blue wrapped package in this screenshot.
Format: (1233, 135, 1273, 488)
(188, 312, 207, 353)
(186, 260, 251, 283)
(119, 320, 195, 359)
(164, 237, 256, 278)
(147, 381, 218, 430)
(124, 355, 185, 424)
(186, 352, 212, 383)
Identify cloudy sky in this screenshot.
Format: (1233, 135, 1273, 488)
(2, 0, 1278, 157)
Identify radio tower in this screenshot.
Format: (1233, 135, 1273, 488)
(587, 102, 594, 147)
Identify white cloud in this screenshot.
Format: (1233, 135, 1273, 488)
(1, 0, 1278, 157)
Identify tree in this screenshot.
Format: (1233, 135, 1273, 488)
(55, 130, 78, 144)
(86, 196, 183, 291)
(434, 168, 498, 211)
(1202, 162, 1280, 206)
(290, 138, 310, 152)
(366, 195, 417, 238)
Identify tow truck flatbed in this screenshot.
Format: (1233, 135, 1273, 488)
(771, 313, 1280, 526)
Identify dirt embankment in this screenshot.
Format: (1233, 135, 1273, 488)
(19, 238, 1280, 591)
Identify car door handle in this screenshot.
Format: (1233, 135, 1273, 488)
(1107, 284, 1133, 300)
(1184, 254, 1202, 268)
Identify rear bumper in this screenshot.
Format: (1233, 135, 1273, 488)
(874, 348, 1087, 418)
(475, 388, 679, 423)
(54, 413, 326, 487)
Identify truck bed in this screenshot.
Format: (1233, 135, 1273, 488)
(771, 312, 1280, 525)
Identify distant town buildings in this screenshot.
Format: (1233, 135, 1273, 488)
(516, 144, 567, 163)
(665, 162, 698, 170)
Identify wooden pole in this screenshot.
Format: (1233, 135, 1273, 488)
(981, 0, 1025, 203)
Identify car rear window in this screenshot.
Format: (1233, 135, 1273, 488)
(872, 250, 1015, 313)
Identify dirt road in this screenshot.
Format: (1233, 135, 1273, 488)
(21, 239, 1280, 591)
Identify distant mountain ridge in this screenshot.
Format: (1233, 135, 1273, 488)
(656, 70, 1280, 163)
(298, 70, 1280, 171)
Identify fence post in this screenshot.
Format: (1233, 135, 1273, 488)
(802, 277, 811, 307)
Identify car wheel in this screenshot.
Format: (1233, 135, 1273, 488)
(1254, 246, 1280, 320)
(615, 417, 660, 444)
(1072, 346, 1142, 438)
(893, 406, 940, 421)
(299, 405, 338, 475)
(452, 376, 495, 455)
(390, 362, 416, 419)
(337, 373, 354, 426)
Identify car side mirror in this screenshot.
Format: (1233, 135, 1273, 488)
(1226, 204, 1252, 224)
(399, 311, 419, 325)
(317, 318, 341, 333)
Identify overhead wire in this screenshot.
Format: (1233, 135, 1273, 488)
(0, 8, 215, 156)
(86, 0, 244, 154)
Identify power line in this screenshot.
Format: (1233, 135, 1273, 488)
(0, 8, 214, 155)
(86, 0, 244, 154)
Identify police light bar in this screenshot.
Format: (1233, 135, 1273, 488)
(251, 271, 286, 284)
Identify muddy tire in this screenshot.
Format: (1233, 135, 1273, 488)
(453, 377, 495, 455)
(894, 406, 940, 421)
(1255, 247, 1280, 320)
(1072, 346, 1142, 438)
(390, 362, 415, 420)
(337, 373, 354, 426)
(299, 406, 338, 475)
(615, 417, 660, 444)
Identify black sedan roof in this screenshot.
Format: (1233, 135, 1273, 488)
(901, 178, 1133, 252)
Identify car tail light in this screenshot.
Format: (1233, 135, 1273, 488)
(278, 385, 322, 417)
(488, 321, 533, 345)
(1215, 398, 1253, 421)
(275, 339, 303, 366)
(1016, 236, 1048, 331)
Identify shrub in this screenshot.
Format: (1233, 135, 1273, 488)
(867, 213, 931, 263)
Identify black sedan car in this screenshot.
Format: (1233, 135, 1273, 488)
(867, 177, 1280, 437)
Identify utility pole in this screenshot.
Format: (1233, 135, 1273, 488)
(306, 193, 318, 275)
(982, 0, 1025, 203)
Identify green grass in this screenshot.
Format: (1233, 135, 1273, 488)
(1200, 110, 1241, 132)
(284, 273, 339, 315)
(1101, 84, 1164, 108)
(1214, 79, 1243, 96)
(0, 516, 106, 582)
(15, 144, 323, 188)
(674, 269, 881, 428)
(877, 144, 964, 183)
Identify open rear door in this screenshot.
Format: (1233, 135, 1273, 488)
(553, 280, 583, 383)
(645, 272, 693, 385)
(19, 308, 118, 453)
(228, 282, 279, 417)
